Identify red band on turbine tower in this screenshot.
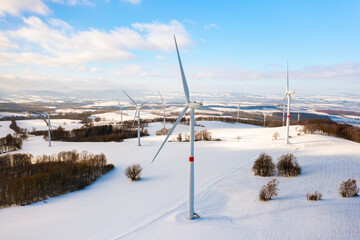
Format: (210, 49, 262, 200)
(189, 157, 194, 162)
(287, 115, 290, 118)
(138, 124, 140, 126)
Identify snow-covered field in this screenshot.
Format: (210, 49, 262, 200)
(0, 121, 14, 137)
(0, 120, 359, 240)
(16, 119, 83, 132)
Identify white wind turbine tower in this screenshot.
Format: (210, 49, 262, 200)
(152, 36, 216, 220)
(116, 98, 123, 125)
(158, 90, 166, 129)
(237, 100, 242, 120)
(36, 110, 56, 147)
(282, 62, 295, 144)
(123, 91, 151, 146)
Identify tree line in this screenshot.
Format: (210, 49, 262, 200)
(28, 122, 149, 142)
(303, 119, 360, 143)
(0, 134, 23, 154)
(0, 150, 114, 207)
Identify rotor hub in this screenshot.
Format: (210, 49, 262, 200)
(187, 101, 203, 109)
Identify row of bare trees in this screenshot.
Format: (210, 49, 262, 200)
(0, 134, 23, 154)
(0, 150, 114, 207)
(303, 119, 360, 143)
(29, 122, 149, 142)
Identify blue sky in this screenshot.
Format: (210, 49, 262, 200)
(0, 0, 359, 97)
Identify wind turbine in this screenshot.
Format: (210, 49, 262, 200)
(263, 113, 266, 127)
(36, 110, 56, 147)
(152, 36, 216, 220)
(282, 61, 295, 144)
(123, 91, 151, 146)
(158, 90, 166, 129)
(116, 98, 123, 125)
(237, 100, 242, 120)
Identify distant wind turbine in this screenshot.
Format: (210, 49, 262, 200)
(158, 90, 166, 129)
(152, 36, 216, 220)
(123, 91, 151, 146)
(237, 100, 242, 120)
(116, 98, 123, 125)
(36, 110, 56, 147)
(282, 61, 295, 144)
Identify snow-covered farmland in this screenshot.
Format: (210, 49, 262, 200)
(16, 119, 83, 132)
(0, 121, 14, 137)
(0, 121, 359, 240)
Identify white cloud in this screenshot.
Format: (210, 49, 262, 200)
(155, 55, 167, 60)
(0, 32, 18, 49)
(49, 0, 95, 6)
(131, 20, 193, 51)
(0, 0, 49, 17)
(3, 17, 192, 69)
(48, 18, 73, 31)
(191, 62, 360, 81)
(121, 0, 141, 4)
(204, 23, 219, 30)
(109, 64, 176, 79)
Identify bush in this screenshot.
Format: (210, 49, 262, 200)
(155, 128, 171, 136)
(176, 133, 182, 142)
(277, 154, 301, 177)
(252, 153, 275, 177)
(306, 191, 322, 201)
(259, 179, 279, 201)
(272, 132, 279, 140)
(125, 164, 143, 181)
(339, 179, 359, 197)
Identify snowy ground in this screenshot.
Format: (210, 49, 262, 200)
(16, 119, 83, 132)
(0, 121, 14, 137)
(0, 121, 359, 240)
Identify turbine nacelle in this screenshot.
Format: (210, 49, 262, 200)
(187, 102, 203, 109)
(287, 90, 295, 95)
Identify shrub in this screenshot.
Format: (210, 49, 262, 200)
(177, 133, 182, 142)
(237, 136, 241, 142)
(306, 191, 322, 201)
(277, 153, 301, 177)
(272, 132, 279, 140)
(339, 179, 359, 197)
(125, 164, 143, 181)
(155, 128, 171, 136)
(259, 179, 279, 201)
(252, 153, 275, 177)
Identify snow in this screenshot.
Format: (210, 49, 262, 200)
(0, 121, 14, 137)
(16, 119, 83, 132)
(0, 121, 359, 239)
(0, 112, 28, 118)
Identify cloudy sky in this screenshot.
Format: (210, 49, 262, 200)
(0, 0, 359, 97)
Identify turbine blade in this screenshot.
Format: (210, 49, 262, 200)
(158, 90, 164, 103)
(174, 35, 190, 103)
(116, 98, 121, 107)
(132, 109, 138, 128)
(140, 99, 152, 107)
(123, 90, 138, 107)
(152, 106, 188, 163)
(286, 60, 289, 92)
(282, 93, 288, 102)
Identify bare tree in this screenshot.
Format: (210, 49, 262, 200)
(259, 179, 279, 201)
(272, 131, 279, 140)
(339, 179, 359, 197)
(125, 164, 143, 181)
